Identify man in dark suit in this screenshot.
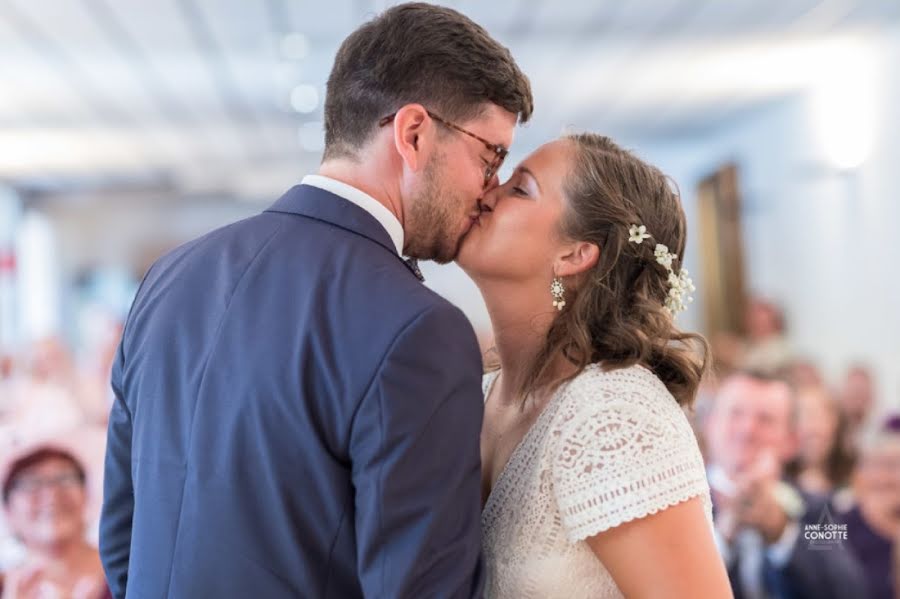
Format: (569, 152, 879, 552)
(705, 372, 868, 599)
(99, 4, 533, 598)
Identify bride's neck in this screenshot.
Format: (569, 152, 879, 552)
(479, 277, 560, 405)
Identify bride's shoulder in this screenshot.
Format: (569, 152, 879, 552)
(551, 363, 701, 466)
(557, 362, 678, 414)
(564, 361, 668, 392)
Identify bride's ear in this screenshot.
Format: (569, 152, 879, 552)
(555, 241, 600, 278)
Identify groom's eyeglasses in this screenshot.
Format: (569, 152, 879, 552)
(378, 110, 509, 189)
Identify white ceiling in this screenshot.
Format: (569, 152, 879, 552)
(1, 0, 898, 200)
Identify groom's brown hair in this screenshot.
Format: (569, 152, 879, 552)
(323, 2, 533, 160)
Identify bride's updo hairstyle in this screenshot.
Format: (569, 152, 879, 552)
(526, 133, 710, 406)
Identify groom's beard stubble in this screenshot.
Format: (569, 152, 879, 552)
(406, 157, 468, 264)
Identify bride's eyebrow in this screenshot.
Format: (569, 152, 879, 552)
(515, 166, 542, 193)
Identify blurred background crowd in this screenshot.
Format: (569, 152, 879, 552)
(1, 0, 899, 597)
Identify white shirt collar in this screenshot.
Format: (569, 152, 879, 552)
(301, 174, 404, 256)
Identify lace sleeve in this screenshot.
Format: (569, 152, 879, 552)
(551, 368, 711, 542)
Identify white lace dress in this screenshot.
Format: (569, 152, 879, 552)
(481, 363, 713, 598)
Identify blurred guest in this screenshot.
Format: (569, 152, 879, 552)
(0, 354, 16, 418)
(710, 297, 794, 377)
(26, 337, 77, 387)
(895, 538, 900, 599)
(0, 441, 109, 598)
(834, 424, 900, 599)
(687, 376, 721, 462)
(705, 372, 867, 599)
(710, 330, 745, 375)
(30, 334, 107, 420)
(839, 364, 878, 446)
(741, 298, 794, 374)
(77, 318, 125, 425)
(0, 354, 13, 383)
(3, 339, 86, 441)
(779, 358, 826, 391)
(786, 385, 856, 497)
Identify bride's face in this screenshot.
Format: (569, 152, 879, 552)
(457, 139, 572, 281)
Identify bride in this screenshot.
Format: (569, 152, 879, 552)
(457, 133, 733, 598)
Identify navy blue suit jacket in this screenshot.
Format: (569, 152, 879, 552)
(717, 489, 868, 599)
(100, 184, 486, 598)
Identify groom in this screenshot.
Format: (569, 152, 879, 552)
(99, 3, 532, 598)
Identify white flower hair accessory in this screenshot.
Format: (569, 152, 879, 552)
(628, 225, 651, 244)
(628, 224, 695, 317)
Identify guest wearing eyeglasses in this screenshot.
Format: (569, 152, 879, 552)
(1, 442, 109, 599)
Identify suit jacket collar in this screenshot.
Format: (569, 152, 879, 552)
(265, 184, 421, 279)
(300, 175, 404, 255)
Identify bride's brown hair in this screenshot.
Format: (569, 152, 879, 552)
(520, 133, 710, 406)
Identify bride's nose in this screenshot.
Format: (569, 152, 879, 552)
(479, 182, 501, 212)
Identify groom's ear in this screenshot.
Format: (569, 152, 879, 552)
(392, 104, 431, 172)
(555, 241, 600, 278)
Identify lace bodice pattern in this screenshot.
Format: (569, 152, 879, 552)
(480, 364, 713, 598)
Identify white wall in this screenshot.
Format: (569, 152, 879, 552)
(636, 30, 899, 413)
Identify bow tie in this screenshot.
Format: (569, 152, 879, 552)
(404, 257, 425, 282)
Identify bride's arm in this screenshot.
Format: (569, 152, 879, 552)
(585, 497, 732, 598)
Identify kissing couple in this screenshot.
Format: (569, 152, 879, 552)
(100, 3, 732, 598)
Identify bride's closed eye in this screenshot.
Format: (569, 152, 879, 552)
(508, 173, 530, 197)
